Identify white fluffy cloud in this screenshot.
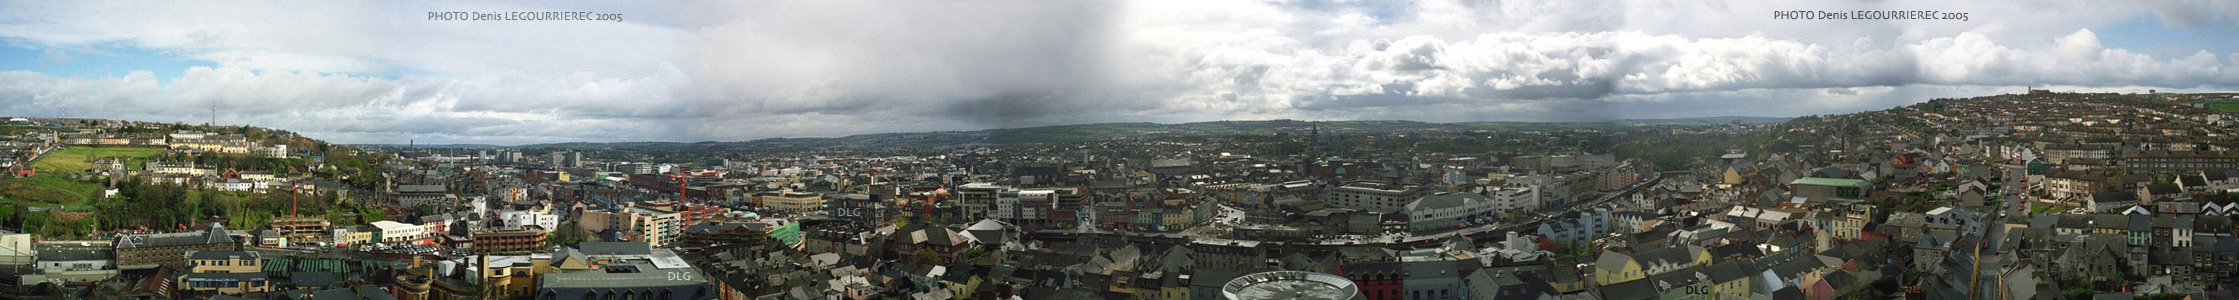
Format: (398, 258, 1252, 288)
(0, 0, 2236, 144)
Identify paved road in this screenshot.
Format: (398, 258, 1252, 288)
(2003, 167, 2030, 214)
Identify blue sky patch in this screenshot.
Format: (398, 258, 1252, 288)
(0, 41, 214, 84)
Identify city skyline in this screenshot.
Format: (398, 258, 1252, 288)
(4, 0, 2239, 144)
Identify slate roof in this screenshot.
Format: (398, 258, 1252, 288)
(1597, 279, 1658, 300)
(1885, 213, 1927, 228)
(1593, 250, 1632, 272)
(181, 272, 269, 282)
(908, 227, 967, 246)
(576, 242, 652, 255)
(115, 223, 232, 249)
(1824, 270, 1862, 293)
(1916, 231, 1957, 250)
(1546, 258, 1584, 283)
(2092, 293, 2135, 300)
(1459, 269, 1549, 300)
(2145, 183, 2183, 195)
(1631, 246, 1700, 269)
(2198, 216, 2232, 232)
(1407, 192, 1489, 213)
(2180, 175, 2209, 187)
(1644, 266, 1704, 292)
(307, 287, 360, 300)
(966, 219, 1007, 231)
(396, 185, 445, 193)
(292, 271, 339, 287)
(2001, 264, 2043, 300)
(1402, 260, 1470, 280)
(2056, 215, 2090, 230)
(1336, 246, 1393, 262)
(35, 247, 113, 261)
(2092, 191, 2137, 204)
(1770, 285, 1805, 300)
(1703, 261, 1758, 284)
(1340, 261, 1403, 281)
(189, 250, 259, 260)
(1156, 245, 1194, 273)
(1710, 244, 1763, 260)
(2092, 214, 2127, 230)
(550, 248, 587, 268)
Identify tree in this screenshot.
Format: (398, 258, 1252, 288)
(2061, 288, 2095, 300)
(548, 232, 579, 246)
(914, 249, 944, 265)
(362, 207, 387, 224)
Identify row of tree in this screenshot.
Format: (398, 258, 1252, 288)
(90, 176, 368, 232)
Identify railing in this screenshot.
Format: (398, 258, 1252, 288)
(1219, 271, 1359, 300)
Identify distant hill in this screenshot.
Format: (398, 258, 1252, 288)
(357, 117, 1784, 153)
(371, 144, 512, 149)
(1608, 116, 1791, 125)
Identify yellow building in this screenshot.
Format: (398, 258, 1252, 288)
(1590, 246, 1710, 285)
(1720, 166, 1747, 186)
(1160, 275, 1189, 300)
(468, 255, 548, 298)
(329, 228, 375, 247)
(1706, 263, 1754, 299)
(951, 276, 983, 300)
(1160, 210, 1192, 230)
(178, 251, 272, 296)
(753, 190, 825, 214)
(388, 255, 548, 300)
(1592, 252, 1644, 285)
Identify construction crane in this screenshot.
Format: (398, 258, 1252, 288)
(290, 183, 300, 219)
(674, 167, 692, 205)
(593, 194, 626, 242)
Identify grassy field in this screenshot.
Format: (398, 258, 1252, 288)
(0, 175, 103, 205)
(2208, 102, 2239, 113)
(30, 146, 165, 173)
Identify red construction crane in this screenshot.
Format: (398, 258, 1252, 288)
(676, 167, 691, 205)
(290, 183, 300, 219)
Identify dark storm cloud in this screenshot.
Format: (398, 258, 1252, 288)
(2, 0, 2238, 144)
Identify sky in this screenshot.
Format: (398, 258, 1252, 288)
(2, 0, 2238, 145)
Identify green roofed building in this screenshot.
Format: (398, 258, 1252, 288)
(768, 222, 803, 250)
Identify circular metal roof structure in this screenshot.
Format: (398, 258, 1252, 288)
(1220, 271, 1359, 300)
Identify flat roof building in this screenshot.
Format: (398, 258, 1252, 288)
(535, 242, 713, 300)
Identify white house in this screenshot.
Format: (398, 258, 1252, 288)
(369, 221, 427, 244)
(1406, 192, 1495, 233)
(498, 210, 560, 232)
(1488, 186, 1540, 215)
